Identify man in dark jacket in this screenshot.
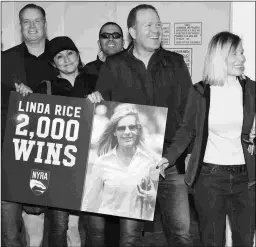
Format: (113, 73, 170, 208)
(87, 4, 193, 247)
(1, 4, 55, 247)
(78, 21, 125, 247)
(83, 21, 124, 84)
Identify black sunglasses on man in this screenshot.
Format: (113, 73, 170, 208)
(100, 32, 123, 39)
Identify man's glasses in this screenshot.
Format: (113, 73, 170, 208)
(100, 32, 123, 40)
(116, 124, 140, 133)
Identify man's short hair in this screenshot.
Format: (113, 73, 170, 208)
(19, 4, 46, 22)
(127, 4, 159, 29)
(99, 22, 123, 39)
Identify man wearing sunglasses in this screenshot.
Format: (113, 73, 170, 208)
(78, 21, 124, 247)
(82, 22, 124, 85)
(87, 4, 193, 247)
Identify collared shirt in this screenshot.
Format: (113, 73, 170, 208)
(23, 41, 56, 90)
(204, 78, 245, 165)
(81, 146, 159, 220)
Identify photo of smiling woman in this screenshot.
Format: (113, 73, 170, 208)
(81, 103, 167, 221)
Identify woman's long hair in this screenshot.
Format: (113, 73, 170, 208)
(97, 104, 145, 156)
(203, 31, 242, 86)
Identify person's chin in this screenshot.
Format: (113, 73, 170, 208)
(147, 44, 160, 52)
(123, 141, 135, 147)
(107, 49, 118, 56)
(26, 36, 40, 41)
(234, 66, 245, 74)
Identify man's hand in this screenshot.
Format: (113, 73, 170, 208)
(156, 157, 169, 178)
(87, 91, 104, 103)
(15, 83, 33, 96)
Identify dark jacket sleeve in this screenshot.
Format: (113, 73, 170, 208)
(1, 51, 17, 144)
(163, 85, 198, 166)
(95, 59, 117, 100)
(177, 57, 193, 120)
(186, 139, 195, 154)
(86, 74, 99, 94)
(33, 81, 48, 94)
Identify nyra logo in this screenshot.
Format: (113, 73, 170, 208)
(30, 169, 50, 196)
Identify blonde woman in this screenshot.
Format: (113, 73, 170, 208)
(81, 105, 159, 246)
(158, 31, 255, 246)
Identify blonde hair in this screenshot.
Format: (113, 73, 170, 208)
(203, 31, 242, 86)
(97, 104, 145, 156)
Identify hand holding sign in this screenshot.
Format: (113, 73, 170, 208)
(2, 92, 94, 211)
(15, 83, 33, 96)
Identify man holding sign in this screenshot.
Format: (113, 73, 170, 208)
(87, 4, 193, 247)
(1, 4, 55, 247)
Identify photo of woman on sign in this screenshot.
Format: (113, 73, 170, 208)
(81, 103, 162, 220)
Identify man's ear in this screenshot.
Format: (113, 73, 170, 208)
(128, 26, 136, 40)
(97, 40, 101, 50)
(43, 20, 47, 31)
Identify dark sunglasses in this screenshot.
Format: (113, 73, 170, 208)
(116, 124, 140, 132)
(100, 32, 123, 40)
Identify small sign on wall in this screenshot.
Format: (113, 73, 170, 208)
(174, 22, 202, 45)
(168, 48, 192, 76)
(161, 23, 171, 45)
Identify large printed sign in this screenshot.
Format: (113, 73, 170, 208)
(2, 92, 94, 210)
(2, 92, 168, 221)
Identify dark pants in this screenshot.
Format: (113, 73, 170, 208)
(46, 208, 69, 247)
(45, 208, 86, 247)
(79, 166, 192, 247)
(1, 201, 47, 247)
(79, 213, 144, 247)
(194, 163, 255, 247)
(1, 201, 26, 247)
(157, 166, 193, 247)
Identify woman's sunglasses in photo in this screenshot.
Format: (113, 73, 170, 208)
(116, 124, 140, 133)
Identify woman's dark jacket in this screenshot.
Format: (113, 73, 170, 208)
(34, 68, 96, 97)
(165, 76, 255, 187)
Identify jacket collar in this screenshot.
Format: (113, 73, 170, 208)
(195, 75, 247, 97)
(127, 43, 164, 66)
(23, 39, 51, 58)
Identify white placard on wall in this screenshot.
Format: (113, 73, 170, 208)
(161, 23, 171, 46)
(168, 48, 192, 76)
(174, 22, 202, 45)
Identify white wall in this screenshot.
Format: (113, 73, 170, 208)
(1, 2, 255, 81)
(231, 2, 255, 80)
(1, 1, 231, 84)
